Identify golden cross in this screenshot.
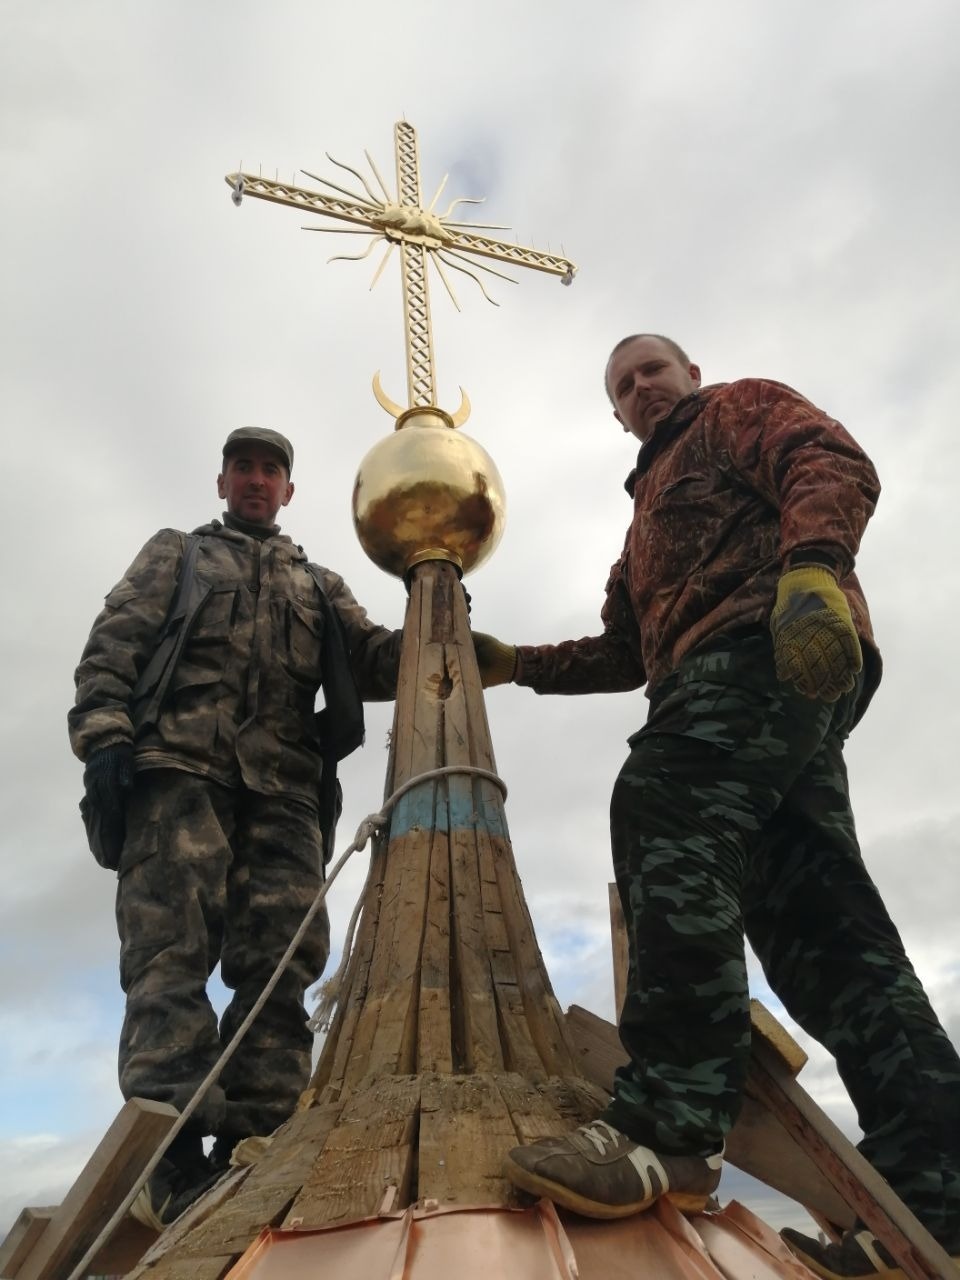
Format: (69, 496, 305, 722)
(225, 120, 576, 423)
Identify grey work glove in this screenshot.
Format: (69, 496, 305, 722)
(472, 631, 518, 687)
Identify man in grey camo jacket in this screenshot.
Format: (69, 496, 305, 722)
(69, 426, 401, 1224)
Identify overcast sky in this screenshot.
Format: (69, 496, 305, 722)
(2, 0, 958, 1243)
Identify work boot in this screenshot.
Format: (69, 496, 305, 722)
(130, 1131, 216, 1231)
(781, 1225, 960, 1279)
(503, 1120, 723, 1219)
(209, 1135, 238, 1174)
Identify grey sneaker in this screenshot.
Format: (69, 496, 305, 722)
(503, 1120, 723, 1219)
(782, 1226, 960, 1279)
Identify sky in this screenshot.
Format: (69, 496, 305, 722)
(2, 0, 959, 1245)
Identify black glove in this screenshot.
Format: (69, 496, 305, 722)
(83, 744, 135, 813)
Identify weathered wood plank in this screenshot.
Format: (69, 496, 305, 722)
(449, 569, 498, 775)
(17, 1097, 178, 1280)
(476, 829, 545, 1077)
(339, 572, 453, 1086)
(608, 881, 629, 1018)
(342, 825, 432, 1087)
(488, 831, 578, 1076)
(448, 813, 505, 1072)
(389, 569, 435, 787)
(417, 823, 455, 1074)
(83, 1217, 159, 1278)
(128, 1167, 249, 1277)
(496, 1073, 579, 1145)
(173, 1106, 341, 1258)
(564, 1003, 626, 1093)
(535, 1074, 611, 1125)
(749, 1038, 959, 1280)
(749, 997, 807, 1076)
(284, 1077, 421, 1225)
(137, 1256, 236, 1280)
(308, 837, 388, 1098)
(418, 1073, 516, 1205)
(0, 1207, 55, 1279)
(732, 1095, 854, 1228)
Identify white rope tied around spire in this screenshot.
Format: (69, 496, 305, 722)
(65, 763, 507, 1280)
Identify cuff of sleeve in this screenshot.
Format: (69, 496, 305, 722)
(784, 547, 843, 577)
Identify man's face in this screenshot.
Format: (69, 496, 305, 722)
(217, 443, 294, 526)
(606, 337, 702, 442)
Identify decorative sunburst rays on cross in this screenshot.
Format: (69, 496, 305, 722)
(301, 157, 518, 308)
(226, 121, 576, 422)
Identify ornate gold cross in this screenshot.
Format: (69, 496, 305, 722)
(225, 120, 576, 424)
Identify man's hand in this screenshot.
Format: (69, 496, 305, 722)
(83, 743, 135, 813)
(770, 567, 862, 701)
(472, 632, 517, 687)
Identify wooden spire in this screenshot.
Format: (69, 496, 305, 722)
(132, 560, 605, 1276)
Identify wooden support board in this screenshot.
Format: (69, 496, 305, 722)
(0, 1209, 55, 1279)
(608, 883, 629, 1018)
(748, 1038, 960, 1280)
(12, 1096, 176, 1280)
(285, 1076, 422, 1226)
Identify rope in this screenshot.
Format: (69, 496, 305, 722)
(307, 763, 506, 1033)
(65, 763, 507, 1280)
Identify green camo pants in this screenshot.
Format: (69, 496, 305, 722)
(599, 635, 960, 1240)
(115, 769, 329, 1140)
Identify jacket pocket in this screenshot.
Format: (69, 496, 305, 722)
(282, 597, 325, 684)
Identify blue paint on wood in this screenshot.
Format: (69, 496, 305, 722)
(388, 780, 508, 839)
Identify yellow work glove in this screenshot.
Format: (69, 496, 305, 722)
(770, 566, 862, 701)
(472, 631, 517, 687)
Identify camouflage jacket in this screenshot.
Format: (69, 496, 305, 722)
(516, 379, 881, 708)
(69, 518, 401, 805)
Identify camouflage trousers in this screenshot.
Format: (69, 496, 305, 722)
(115, 768, 330, 1141)
(599, 634, 960, 1241)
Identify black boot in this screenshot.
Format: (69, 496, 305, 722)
(782, 1225, 960, 1279)
(131, 1130, 216, 1231)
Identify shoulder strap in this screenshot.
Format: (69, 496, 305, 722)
(304, 563, 366, 863)
(304, 563, 365, 762)
(131, 533, 206, 724)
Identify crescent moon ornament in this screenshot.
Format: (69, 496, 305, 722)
(372, 371, 405, 421)
(372, 374, 471, 431)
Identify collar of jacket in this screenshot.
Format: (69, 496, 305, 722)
(194, 518, 308, 561)
(222, 511, 280, 541)
(623, 383, 727, 495)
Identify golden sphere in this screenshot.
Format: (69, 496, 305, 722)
(352, 409, 506, 577)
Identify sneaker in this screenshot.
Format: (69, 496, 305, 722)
(782, 1226, 960, 1279)
(503, 1120, 723, 1220)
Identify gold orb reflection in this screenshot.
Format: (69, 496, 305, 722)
(352, 409, 506, 577)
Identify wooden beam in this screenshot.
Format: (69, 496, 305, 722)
(419, 1073, 516, 1205)
(608, 883, 628, 1018)
(284, 1076, 421, 1225)
(0, 1208, 55, 1279)
(83, 1217, 158, 1278)
(15, 1097, 177, 1280)
(749, 1038, 960, 1280)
